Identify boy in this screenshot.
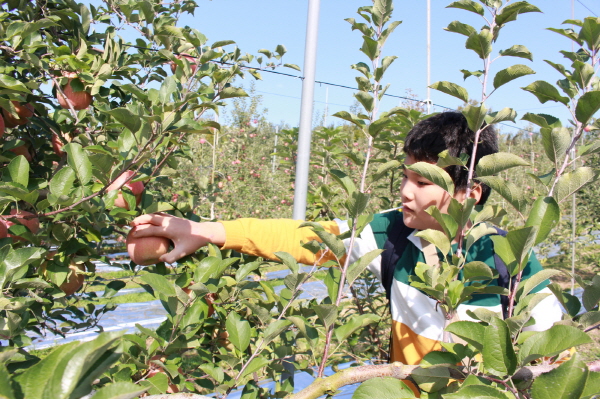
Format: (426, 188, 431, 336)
(130, 111, 562, 366)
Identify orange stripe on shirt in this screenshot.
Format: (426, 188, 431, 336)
(220, 218, 341, 265)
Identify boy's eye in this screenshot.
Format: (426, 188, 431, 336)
(417, 180, 430, 186)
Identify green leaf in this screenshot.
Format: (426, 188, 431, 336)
(525, 197, 560, 245)
(109, 108, 141, 134)
(580, 16, 600, 51)
(64, 143, 93, 185)
(499, 44, 533, 61)
(360, 36, 378, 60)
(522, 80, 570, 104)
(582, 371, 600, 399)
(506, 226, 537, 271)
(140, 274, 176, 297)
(346, 249, 384, 287)
(219, 87, 248, 100)
(466, 29, 493, 59)
(484, 107, 517, 125)
(334, 314, 379, 343)
(313, 229, 346, 260)
(406, 162, 455, 195)
(262, 319, 291, 345)
(412, 366, 450, 393)
(274, 252, 299, 274)
(324, 267, 341, 302)
(346, 191, 370, 219)
(211, 40, 235, 48)
(445, 321, 485, 350)
(447, 0, 484, 16)
(493, 64, 535, 90)
(553, 167, 596, 204)
(238, 357, 269, 380)
(444, 385, 512, 399)
(445, 20, 476, 37)
(575, 91, 600, 126)
(352, 377, 415, 399)
(371, 160, 401, 182)
(368, 118, 392, 138)
(7, 156, 29, 187)
(50, 167, 76, 198)
(426, 206, 458, 240)
(0, 74, 31, 93)
(314, 304, 338, 329)
(287, 316, 319, 350)
(374, 55, 397, 81)
(531, 353, 588, 399)
(521, 112, 561, 129)
(226, 312, 250, 352)
(416, 229, 451, 257)
(476, 152, 529, 176)
(519, 325, 592, 365)
(462, 103, 488, 133)
(333, 111, 366, 129)
(583, 275, 600, 311)
(354, 91, 374, 113)
(541, 127, 571, 164)
(429, 81, 469, 103)
(463, 261, 494, 281)
(329, 169, 357, 195)
(496, 2, 541, 25)
(89, 382, 148, 399)
(482, 318, 516, 376)
(476, 176, 527, 214)
(0, 364, 15, 399)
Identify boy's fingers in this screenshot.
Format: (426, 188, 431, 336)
(130, 223, 165, 238)
(131, 213, 171, 227)
(160, 248, 187, 264)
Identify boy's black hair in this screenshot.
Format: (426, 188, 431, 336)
(403, 111, 498, 204)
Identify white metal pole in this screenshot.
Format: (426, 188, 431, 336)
(271, 125, 279, 176)
(323, 86, 329, 127)
(292, 0, 321, 220)
(426, 0, 431, 114)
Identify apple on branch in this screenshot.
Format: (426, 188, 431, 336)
(8, 143, 33, 163)
(2, 101, 34, 127)
(106, 170, 145, 210)
(4, 209, 39, 241)
(126, 228, 171, 266)
(169, 53, 198, 74)
(56, 74, 93, 110)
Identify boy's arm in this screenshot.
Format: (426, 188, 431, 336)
(130, 213, 341, 265)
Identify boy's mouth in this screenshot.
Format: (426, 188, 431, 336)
(403, 205, 414, 213)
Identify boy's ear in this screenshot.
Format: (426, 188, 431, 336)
(453, 184, 483, 204)
(470, 183, 483, 204)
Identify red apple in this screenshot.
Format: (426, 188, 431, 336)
(40, 258, 85, 296)
(2, 101, 33, 127)
(106, 170, 144, 210)
(584, 125, 593, 132)
(60, 263, 86, 296)
(9, 144, 32, 162)
(0, 218, 7, 239)
(169, 53, 197, 74)
(52, 132, 73, 157)
(57, 78, 92, 110)
(126, 230, 171, 266)
(5, 209, 39, 241)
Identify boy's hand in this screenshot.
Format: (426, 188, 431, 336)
(130, 213, 226, 264)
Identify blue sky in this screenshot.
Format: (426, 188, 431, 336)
(99, 1, 596, 135)
(179, 0, 598, 134)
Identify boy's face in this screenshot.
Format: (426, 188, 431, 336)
(400, 155, 467, 231)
